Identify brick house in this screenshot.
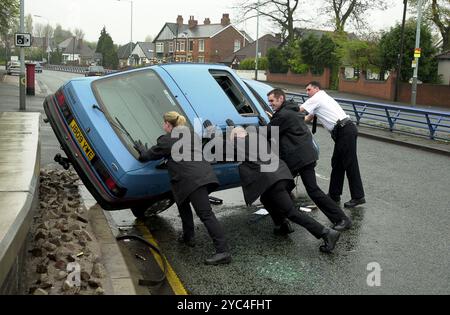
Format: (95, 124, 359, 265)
(58, 37, 94, 66)
(223, 34, 281, 69)
(153, 13, 252, 63)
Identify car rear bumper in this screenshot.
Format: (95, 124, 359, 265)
(43, 94, 170, 210)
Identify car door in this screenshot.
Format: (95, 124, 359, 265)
(159, 64, 271, 188)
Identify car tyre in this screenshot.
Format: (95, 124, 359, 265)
(130, 207, 146, 219)
(130, 198, 174, 219)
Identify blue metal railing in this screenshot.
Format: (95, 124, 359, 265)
(286, 92, 450, 141)
(44, 64, 117, 75)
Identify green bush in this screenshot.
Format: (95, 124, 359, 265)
(267, 48, 288, 73)
(239, 57, 268, 70)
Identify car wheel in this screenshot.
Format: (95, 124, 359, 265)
(130, 198, 175, 218)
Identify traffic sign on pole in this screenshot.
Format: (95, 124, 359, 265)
(15, 33, 32, 47)
(414, 48, 421, 58)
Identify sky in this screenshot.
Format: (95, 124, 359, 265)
(24, 0, 411, 45)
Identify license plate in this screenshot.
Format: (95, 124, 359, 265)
(69, 119, 96, 161)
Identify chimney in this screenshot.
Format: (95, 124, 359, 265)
(221, 13, 230, 26)
(176, 15, 183, 27)
(204, 18, 211, 25)
(188, 16, 198, 28)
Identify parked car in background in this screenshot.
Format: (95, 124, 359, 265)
(6, 61, 21, 75)
(85, 65, 105, 77)
(34, 62, 43, 73)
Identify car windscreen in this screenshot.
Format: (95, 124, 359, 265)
(92, 68, 188, 150)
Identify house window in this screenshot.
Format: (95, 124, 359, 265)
(169, 42, 173, 53)
(156, 42, 164, 53)
(233, 39, 241, 52)
(189, 40, 194, 52)
(198, 39, 204, 52)
(198, 56, 204, 63)
(180, 41, 185, 52)
(176, 41, 180, 51)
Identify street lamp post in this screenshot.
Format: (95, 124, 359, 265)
(117, 0, 133, 65)
(19, 0, 25, 110)
(411, 0, 424, 106)
(33, 14, 51, 63)
(394, 0, 407, 102)
(255, 0, 260, 80)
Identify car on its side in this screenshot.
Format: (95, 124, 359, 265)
(85, 65, 105, 77)
(44, 63, 275, 218)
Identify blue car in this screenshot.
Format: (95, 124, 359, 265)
(44, 64, 276, 217)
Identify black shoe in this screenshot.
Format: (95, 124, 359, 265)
(327, 194, 341, 204)
(344, 197, 366, 208)
(319, 228, 341, 253)
(333, 218, 352, 231)
(177, 234, 196, 247)
(273, 220, 295, 236)
(204, 252, 232, 265)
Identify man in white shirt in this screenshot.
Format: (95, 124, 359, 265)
(300, 81, 365, 208)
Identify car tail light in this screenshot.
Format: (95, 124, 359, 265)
(92, 159, 127, 198)
(56, 90, 65, 107)
(54, 89, 72, 121)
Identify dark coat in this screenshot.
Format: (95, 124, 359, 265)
(140, 127, 219, 205)
(268, 100, 318, 173)
(230, 130, 294, 205)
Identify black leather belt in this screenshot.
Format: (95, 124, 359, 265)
(334, 117, 352, 129)
(331, 117, 352, 141)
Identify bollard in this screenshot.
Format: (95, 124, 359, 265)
(25, 63, 36, 96)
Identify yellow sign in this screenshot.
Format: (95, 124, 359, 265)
(414, 48, 421, 58)
(69, 119, 96, 161)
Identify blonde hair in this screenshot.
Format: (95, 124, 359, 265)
(163, 111, 187, 127)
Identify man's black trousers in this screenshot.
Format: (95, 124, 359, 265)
(296, 162, 347, 224)
(329, 122, 365, 200)
(261, 180, 325, 239)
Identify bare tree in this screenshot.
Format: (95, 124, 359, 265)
(409, 0, 450, 51)
(25, 14, 33, 34)
(73, 28, 85, 40)
(323, 0, 388, 33)
(234, 0, 306, 43)
(144, 35, 153, 42)
(43, 24, 54, 39)
(33, 22, 45, 37)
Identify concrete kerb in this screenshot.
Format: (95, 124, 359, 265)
(0, 112, 41, 294)
(87, 203, 141, 295)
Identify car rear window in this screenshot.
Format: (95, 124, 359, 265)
(92, 68, 188, 149)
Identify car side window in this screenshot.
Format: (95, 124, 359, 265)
(209, 70, 256, 116)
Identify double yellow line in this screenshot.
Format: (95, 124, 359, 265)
(136, 223, 188, 295)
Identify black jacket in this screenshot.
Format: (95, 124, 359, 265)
(229, 129, 294, 205)
(268, 100, 318, 173)
(140, 127, 219, 205)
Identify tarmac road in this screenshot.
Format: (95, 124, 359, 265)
(107, 126, 450, 295)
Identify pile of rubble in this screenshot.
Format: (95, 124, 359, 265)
(25, 169, 108, 295)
